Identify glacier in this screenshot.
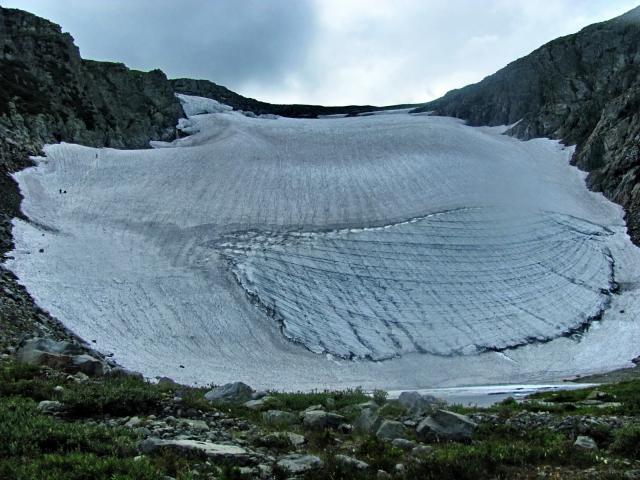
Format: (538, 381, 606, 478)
(5, 94, 640, 390)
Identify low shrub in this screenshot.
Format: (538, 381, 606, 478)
(611, 426, 640, 459)
(61, 376, 164, 417)
(265, 388, 368, 412)
(0, 396, 162, 480)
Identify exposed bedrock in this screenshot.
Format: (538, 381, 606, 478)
(0, 7, 183, 352)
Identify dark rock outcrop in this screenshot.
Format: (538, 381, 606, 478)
(171, 77, 417, 118)
(413, 6, 640, 243)
(0, 7, 184, 353)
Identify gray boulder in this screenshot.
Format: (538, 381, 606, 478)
(106, 368, 144, 380)
(335, 454, 369, 470)
(574, 435, 598, 450)
(411, 445, 434, 457)
(303, 410, 345, 431)
(277, 454, 322, 474)
(204, 382, 254, 404)
(140, 438, 252, 465)
(391, 438, 416, 451)
(72, 354, 107, 376)
(354, 407, 383, 434)
(262, 410, 298, 428)
(416, 409, 477, 442)
(397, 391, 441, 414)
(376, 420, 408, 441)
(243, 397, 271, 410)
(16, 337, 107, 376)
(37, 400, 65, 415)
(260, 432, 306, 449)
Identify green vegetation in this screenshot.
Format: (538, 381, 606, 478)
(0, 397, 162, 480)
(611, 426, 640, 459)
(403, 428, 597, 480)
(264, 389, 369, 412)
(3, 358, 640, 479)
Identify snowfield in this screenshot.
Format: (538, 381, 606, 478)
(6, 95, 640, 389)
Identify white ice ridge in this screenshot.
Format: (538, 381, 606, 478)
(176, 93, 232, 116)
(6, 94, 640, 389)
(226, 208, 615, 360)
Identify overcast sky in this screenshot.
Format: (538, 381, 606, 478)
(3, 0, 639, 105)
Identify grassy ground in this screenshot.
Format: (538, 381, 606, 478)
(2, 359, 640, 479)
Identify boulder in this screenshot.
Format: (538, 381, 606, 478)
(285, 432, 306, 448)
(377, 470, 392, 480)
(416, 409, 476, 442)
(244, 397, 271, 410)
(140, 438, 253, 465)
(260, 432, 305, 449)
(335, 454, 369, 470)
(17, 338, 84, 359)
(302, 410, 345, 431)
(277, 454, 322, 474)
(204, 382, 254, 404)
(262, 410, 298, 427)
(411, 445, 434, 457)
(106, 368, 144, 381)
(181, 419, 209, 432)
(157, 376, 176, 386)
(16, 337, 107, 376)
(72, 354, 107, 376)
(37, 400, 65, 415)
(397, 391, 441, 413)
(574, 435, 598, 450)
(376, 420, 408, 441)
(125, 416, 142, 428)
(391, 438, 416, 451)
(354, 407, 383, 434)
(304, 404, 325, 412)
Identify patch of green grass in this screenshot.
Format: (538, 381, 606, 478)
(611, 426, 640, 459)
(405, 427, 597, 480)
(0, 361, 56, 400)
(60, 376, 165, 417)
(522, 380, 640, 416)
(0, 453, 161, 480)
(0, 360, 165, 418)
(0, 396, 162, 480)
(356, 435, 403, 471)
(301, 452, 371, 480)
(265, 388, 369, 412)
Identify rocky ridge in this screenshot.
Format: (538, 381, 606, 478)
(170, 78, 417, 118)
(414, 6, 640, 244)
(0, 7, 183, 354)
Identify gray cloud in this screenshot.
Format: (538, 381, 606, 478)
(2, 0, 639, 105)
(2, 0, 317, 90)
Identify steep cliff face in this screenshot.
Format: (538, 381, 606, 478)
(414, 6, 640, 243)
(0, 7, 184, 351)
(0, 7, 184, 215)
(171, 78, 416, 118)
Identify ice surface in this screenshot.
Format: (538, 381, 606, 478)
(176, 93, 232, 116)
(228, 208, 615, 359)
(6, 94, 640, 390)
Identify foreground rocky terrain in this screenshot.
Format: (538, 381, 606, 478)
(4, 338, 640, 479)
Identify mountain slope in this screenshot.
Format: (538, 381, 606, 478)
(0, 7, 184, 351)
(171, 78, 418, 118)
(414, 6, 640, 243)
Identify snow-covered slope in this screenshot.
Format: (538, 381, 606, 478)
(6, 95, 640, 389)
